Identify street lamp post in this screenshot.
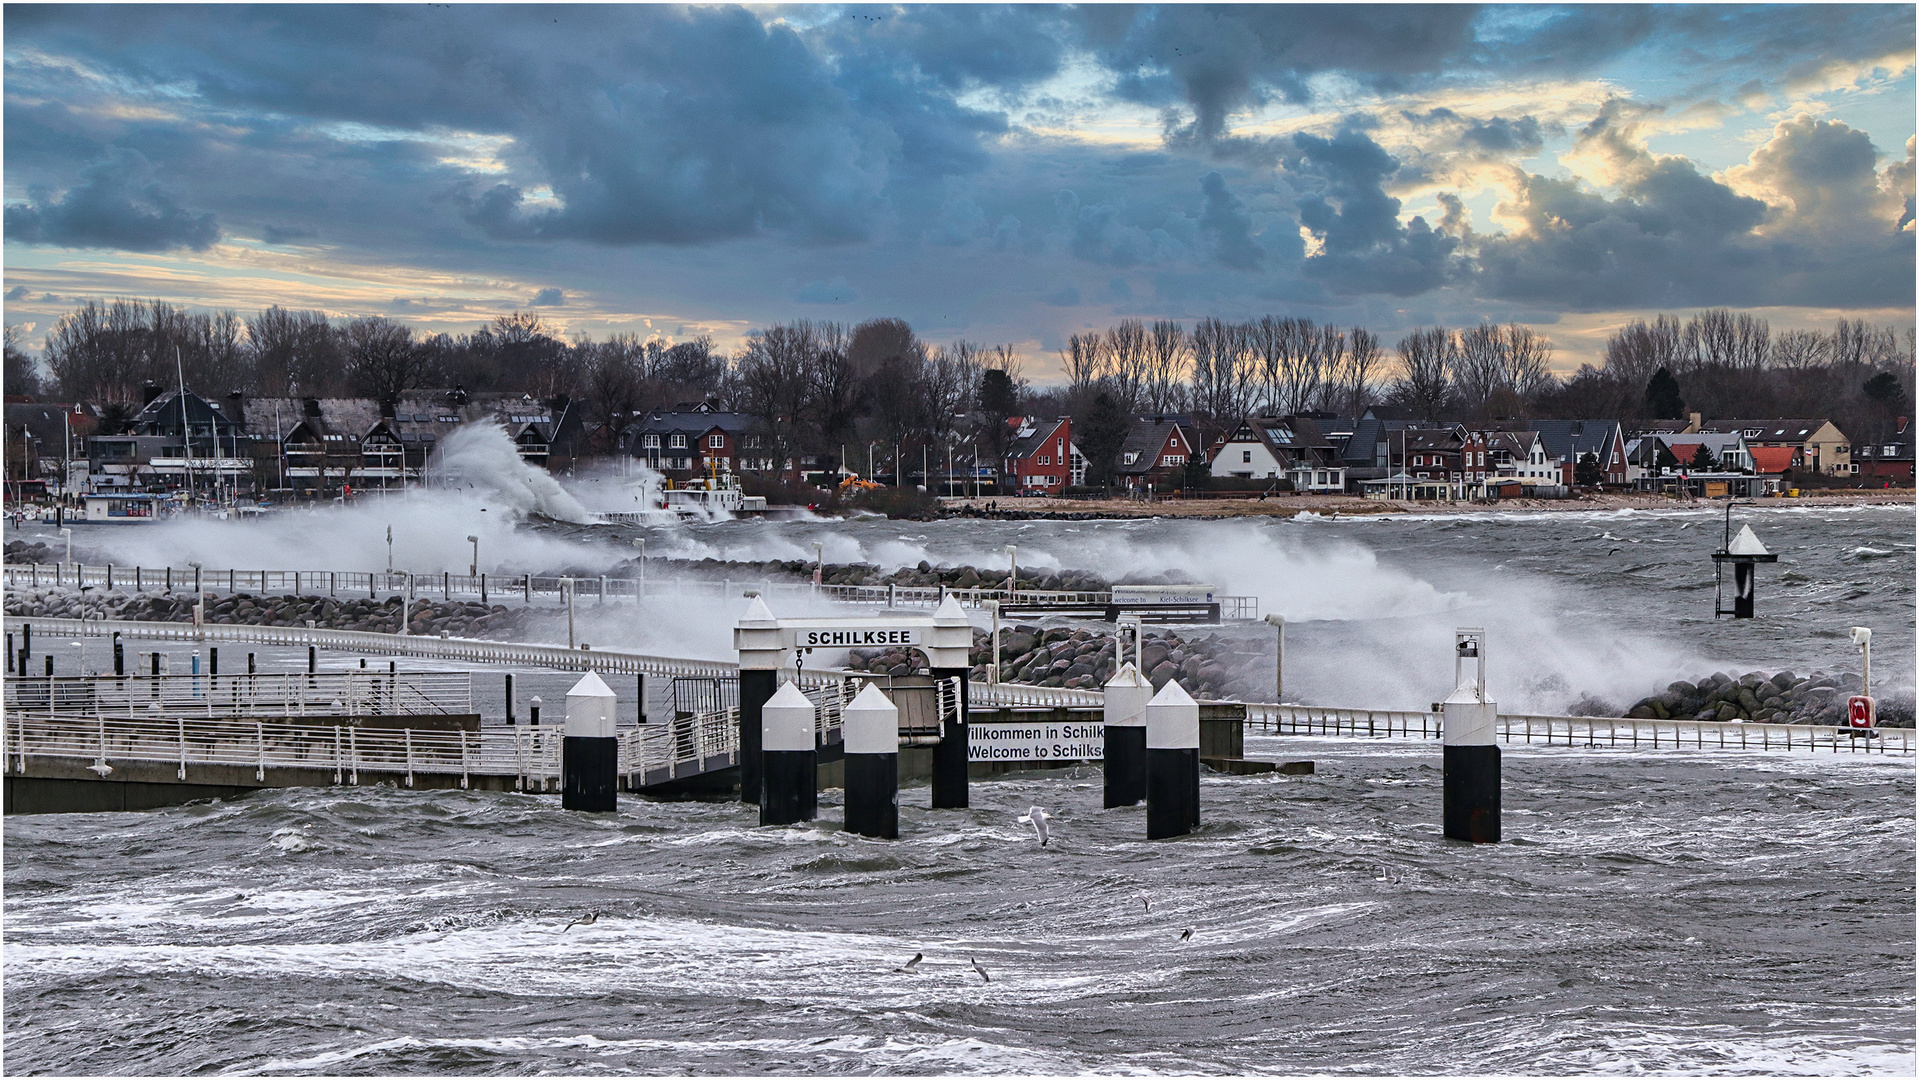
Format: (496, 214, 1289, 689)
(60, 526, 73, 567)
(1004, 544, 1018, 600)
(466, 535, 479, 578)
(386, 524, 394, 574)
(633, 538, 646, 600)
(812, 541, 824, 590)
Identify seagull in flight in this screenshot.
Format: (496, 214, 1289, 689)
(969, 956, 991, 983)
(1178, 928, 1193, 943)
(562, 912, 598, 932)
(1137, 891, 1151, 912)
(897, 952, 923, 973)
(1018, 806, 1052, 846)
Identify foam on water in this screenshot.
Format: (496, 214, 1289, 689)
(5, 743, 1912, 1075)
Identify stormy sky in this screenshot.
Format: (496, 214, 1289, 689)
(4, 3, 1913, 376)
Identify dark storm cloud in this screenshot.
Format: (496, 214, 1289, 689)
(5, 147, 219, 251)
(1196, 171, 1263, 269)
(1, 4, 1911, 326)
(1282, 129, 1459, 296)
(1080, 5, 1481, 142)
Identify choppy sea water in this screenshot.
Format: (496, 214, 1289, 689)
(6, 738, 1912, 1075)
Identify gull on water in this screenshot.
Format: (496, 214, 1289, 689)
(563, 912, 598, 932)
(969, 957, 990, 983)
(1017, 807, 1052, 846)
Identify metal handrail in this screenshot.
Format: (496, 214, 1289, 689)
(3, 672, 472, 718)
(4, 562, 1258, 617)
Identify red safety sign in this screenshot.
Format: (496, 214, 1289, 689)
(1847, 695, 1875, 728)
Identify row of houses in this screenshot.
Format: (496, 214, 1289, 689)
(6, 385, 1911, 501)
(993, 408, 1912, 497)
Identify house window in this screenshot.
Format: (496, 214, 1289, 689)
(1241, 450, 1252, 463)
(1163, 454, 1185, 466)
(1412, 455, 1422, 466)
(642, 434, 661, 450)
(708, 433, 725, 449)
(1122, 452, 1140, 465)
(669, 434, 687, 449)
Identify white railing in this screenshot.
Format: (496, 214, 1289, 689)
(3, 672, 472, 719)
(6, 676, 965, 792)
(1243, 702, 1916, 755)
(4, 562, 1258, 618)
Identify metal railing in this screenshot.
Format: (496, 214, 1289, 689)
(4, 563, 1259, 619)
(3, 672, 472, 719)
(1242, 702, 1915, 754)
(6, 674, 965, 792)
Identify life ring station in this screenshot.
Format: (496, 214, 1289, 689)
(734, 594, 974, 809)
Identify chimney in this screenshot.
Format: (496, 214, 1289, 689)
(142, 381, 163, 407)
(302, 397, 322, 418)
(226, 391, 246, 428)
(379, 398, 396, 419)
(1688, 411, 1702, 432)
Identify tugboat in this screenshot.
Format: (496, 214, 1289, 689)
(661, 469, 768, 518)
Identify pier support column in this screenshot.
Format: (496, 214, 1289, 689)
(1103, 662, 1153, 808)
(562, 672, 618, 812)
(1146, 679, 1200, 839)
(733, 595, 787, 805)
(843, 683, 900, 839)
(927, 596, 975, 809)
(1442, 628, 1499, 843)
(760, 682, 818, 826)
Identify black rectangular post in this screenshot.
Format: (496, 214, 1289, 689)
(562, 737, 619, 811)
(1442, 745, 1501, 842)
(844, 752, 899, 839)
(930, 667, 969, 808)
(1146, 747, 1200, 839)
(739, 669, 776, 804)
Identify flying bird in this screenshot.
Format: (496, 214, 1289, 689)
(563, 912, 598, 932)
(1178, 928, 1193, 942)
(970, 956, 990, 983)
(1138, 891, 1151, 912)
(1607, 547, 1623, 555)
(897, 952, 923, 973)
(1017, 806, 1052, 846)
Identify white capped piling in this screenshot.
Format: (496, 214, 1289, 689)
(1103, 662, 1153, 808)
(1442, 628, 1499, 843)
(562, 671, 618, 812)
(1145, 678, 1200, 839)
(733, 594, 785, 804)
(927, 594, 974, 809)
(842, 682, 900, 839)
(759, 681, 818, 826)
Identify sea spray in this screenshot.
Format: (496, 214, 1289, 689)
(432, 424, 593, 524)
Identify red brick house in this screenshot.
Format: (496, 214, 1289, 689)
(1003, 417, 1081, 493)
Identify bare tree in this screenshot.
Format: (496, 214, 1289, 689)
(1062, 331, 1105, 401)
(1143, 320, 1187, 414)
(1104, 318, 1148, 413)
(344, 317, 429, 405)
(1391, 326, 1454, 422)
(1321, 326, 1379, 418)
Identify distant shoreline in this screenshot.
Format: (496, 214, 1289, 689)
(936, 488, 1915, 519)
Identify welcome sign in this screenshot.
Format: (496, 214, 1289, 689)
(969, 720, 1104, 762)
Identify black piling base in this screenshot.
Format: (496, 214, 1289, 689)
(562, 735, 619, 812)
(844, 752, 899, 839)
(929, 667, 969, 809)
(1104, 726, 1147, 808)
(759, 749, 818, 826)
(1442, 744, 1500, 843)
(1146, 746, 1199, 839)
(739, 670, 776, 805)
